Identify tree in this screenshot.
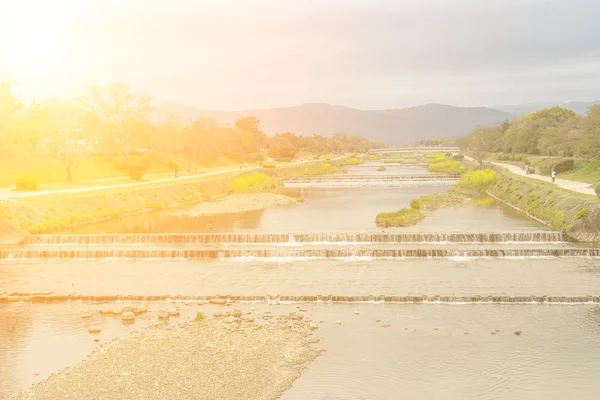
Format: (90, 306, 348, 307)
(78, 82, 152, 156)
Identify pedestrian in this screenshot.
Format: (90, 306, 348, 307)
(239, 164, 242, 170)
(551, 169, 556, 183)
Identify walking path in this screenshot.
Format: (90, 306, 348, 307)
(0, 160, 315, 200)
(466, 157, 597, 196)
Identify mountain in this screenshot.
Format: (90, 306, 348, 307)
(151, 102, 512, 144)
(493, 100, 600, 116)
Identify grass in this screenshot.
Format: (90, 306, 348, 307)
(428, 161, 466, 175)
(377, 166, 387, 172)
(375, 207, 424, 227)
(341, 157, 364, 166)
(230, 172, 279, 193)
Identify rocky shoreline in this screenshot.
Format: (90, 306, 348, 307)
(171, 193, 299, 216)
(16, 313, 322, 400)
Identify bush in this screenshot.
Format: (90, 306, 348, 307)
(230, 172, 278, 193)
(596, 184, 600, 198)
(576, 208, 590, 219)
(428, 161, 465, 175)
(452, 154, 465, 161)
(458, 169, 496, 190)
(366, 154, 380, 160)
(16, 176, 38, 191)
(262, 162, 277, 169)
(410, 199, 421, 210)
(342, 157, 364, 166)
(553, 159, 575, 174)
(375, 208, 424, 227)
(377, 166, 387, 172)
(118, 156, 152, 181)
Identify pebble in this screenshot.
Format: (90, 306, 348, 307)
(122, 312, 135, 321)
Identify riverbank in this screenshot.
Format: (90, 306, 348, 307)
(488, 169, 600, 241)
(16, 316, 322, 400)
(171, 193, 299, 216)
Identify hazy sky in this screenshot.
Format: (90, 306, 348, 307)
(1, 0, 599, 110)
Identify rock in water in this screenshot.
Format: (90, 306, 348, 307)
(122, 312, 135, 321)
(81, 313, 92, 319)
(335, 321, 342, 325)
(308, 323, 318, 330)
(112, 308, 123, 315)
(514, 329, 522, 336)
(88, 326, 101, 334)
(157, 310, 170, 319)
(209, 298, 226, 305)
(100, 308, 112, 315)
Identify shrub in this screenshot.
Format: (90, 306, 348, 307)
(302, 163, 347, 176)
(262, 162, 277, 169)
(423, 153, 448, 163)
(342, 157, 364, 166)
(377, 166, 387, 172)
(428, 161, 466, 175)
(458, 169, 496, 190)
(452, 154, 465, 161)
(553, 159, 575, 174)
(230, 172, 278, 193)
(596, 184, 600, 198)
(375, 208, 424, 227)
(366, 154, 380, 160)
(576, 208, 590, 219)
(470, 197, 494, 206)
(118, 156, 152, 181)
(410, 199, 421, 210)
(16, 176, 38, 191)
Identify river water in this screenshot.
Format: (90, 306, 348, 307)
(2, 162, 600, 399)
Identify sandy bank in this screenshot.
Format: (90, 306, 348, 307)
(17, 317, 322, 400)
(172, 193, 299, 216)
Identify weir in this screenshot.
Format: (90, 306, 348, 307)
(2, 247, 599, 260)
(23, 231, 568, 245)
(283, 175, 459, 182)
(3, 293, 599, 304)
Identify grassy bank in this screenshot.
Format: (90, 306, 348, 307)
(488, 169, 600, 241)
(0, 171, 285, 234)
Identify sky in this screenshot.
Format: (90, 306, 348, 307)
(1, 0, 599, 110)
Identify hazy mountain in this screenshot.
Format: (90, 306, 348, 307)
(151, 102, 511, 144)
(493, 100, 600, 116)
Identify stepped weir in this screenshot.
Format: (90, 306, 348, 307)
(23, 231, 568, 245)
(283, 175, 459, 182)
(2, 293, 599, 304)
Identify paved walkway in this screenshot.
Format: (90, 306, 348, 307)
(0, 160, 315, 200)
(466, 157, 597, 196)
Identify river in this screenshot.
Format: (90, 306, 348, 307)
(1, 161, 600, 399)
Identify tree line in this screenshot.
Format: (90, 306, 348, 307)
(460, 106, 600, 158)
(0, 81, 383, 182)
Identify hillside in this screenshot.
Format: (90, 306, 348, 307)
(151, 103, 511, 144)
(494, 100, 600, 116)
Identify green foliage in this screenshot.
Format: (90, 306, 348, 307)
(377, 166, 387, 171)
(342, 157, 364, 166)
(458, 169, 496, 190)
(15, 176, 38, 191)
(366, 154, 380, 160)
(423, 153, 448, 163)
(576, 208, 590, 219)
(551, 159, 575, 174)
(375, 208, 424, 227)
(301, 162, 347, 176)
(262, 162, 277, 169)
(383, 159, 405, 164)
(230, 172, 278, 193)
(470, 197, 494, 206)
(418, 192, 468, 210)
(428, 160, 466, 175)
(410, 199, 421, 210)
(596, 184, 600, 198)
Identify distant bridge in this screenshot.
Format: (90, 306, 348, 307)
(369, 147, 460, 154)
(283, 175, 460, 183)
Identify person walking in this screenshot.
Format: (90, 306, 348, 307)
(551, 169, 556, 183)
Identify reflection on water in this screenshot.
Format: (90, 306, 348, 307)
(2, 303, 600, 400)
(2, 258, 599, 297)
(61, 185, 545, 234)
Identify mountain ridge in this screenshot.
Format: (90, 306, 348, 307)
(151, 102, 511, 144)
